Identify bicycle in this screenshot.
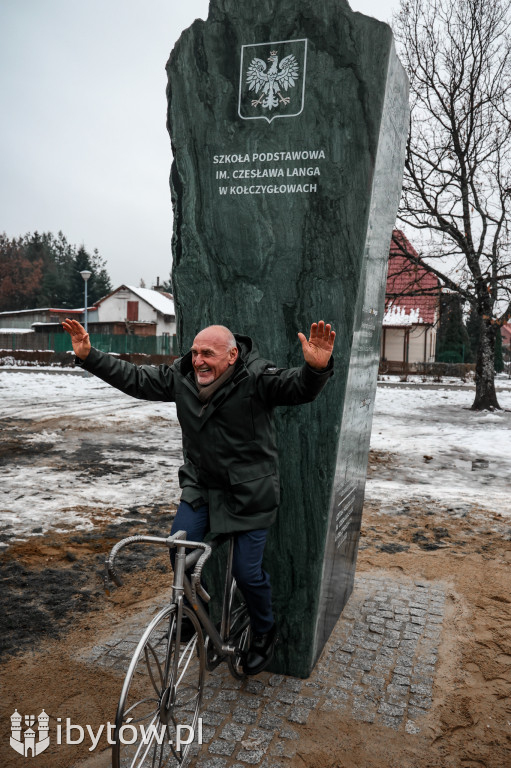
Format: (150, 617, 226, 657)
(105, 529, 251, 768)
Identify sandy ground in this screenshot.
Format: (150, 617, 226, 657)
(1, 372, 510, 767)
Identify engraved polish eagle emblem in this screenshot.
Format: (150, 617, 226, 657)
(246, 50, 300, 110)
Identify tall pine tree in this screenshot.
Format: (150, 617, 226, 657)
(436, 293, 470, 363)
(495, 327, 504, 373)
(68, 246, 112, 308)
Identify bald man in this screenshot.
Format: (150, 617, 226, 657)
(63, 318, 335, 675)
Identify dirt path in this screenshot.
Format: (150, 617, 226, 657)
(2, 375, 510, 767)
(354, 499, 511, 768)
(1, 465, 510, 767)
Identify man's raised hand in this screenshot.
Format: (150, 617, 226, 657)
(297, 321, 335, 370)
(62, 318, 91, 360)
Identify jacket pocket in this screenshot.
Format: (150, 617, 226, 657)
(227, 460, 275, 485)
(227, 460, 280, 515)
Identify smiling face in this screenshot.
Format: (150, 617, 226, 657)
(191, 326, 238, 386)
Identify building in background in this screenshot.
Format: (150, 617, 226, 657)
(381, 231, 440, 366)
(0, 285, 176, 354)
(87, 285, 175, 337)
(0, 307, 82, 350)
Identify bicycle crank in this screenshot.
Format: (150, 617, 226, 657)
(204, 634, 224, 671)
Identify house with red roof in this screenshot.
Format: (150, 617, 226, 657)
(381, 231, 440, 365)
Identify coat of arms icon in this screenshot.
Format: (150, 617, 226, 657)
(238, 38, 308, 123)
(10, 710, 50, 757)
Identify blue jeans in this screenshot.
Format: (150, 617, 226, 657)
(170, 500, 274, 635)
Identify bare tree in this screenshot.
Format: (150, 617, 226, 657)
(393, 0, 511, 409)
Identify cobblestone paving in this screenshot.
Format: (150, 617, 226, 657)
(85, 573, 445, 766)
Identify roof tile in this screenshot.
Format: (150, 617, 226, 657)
(384, 231, 440, 326)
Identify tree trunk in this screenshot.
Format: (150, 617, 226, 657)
(471, 320, 501, 410)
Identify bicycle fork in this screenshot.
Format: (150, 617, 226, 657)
(160, 541, 188, 720)
(220, 536, 235, 642)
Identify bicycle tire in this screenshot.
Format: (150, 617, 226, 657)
(112, 603, 205, 768)
(226, 579, 251, 680)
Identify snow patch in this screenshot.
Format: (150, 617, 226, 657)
(383, 304, 423, 326)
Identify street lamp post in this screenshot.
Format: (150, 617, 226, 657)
(80, 270, 92, 331)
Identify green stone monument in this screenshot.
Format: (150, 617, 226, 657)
(166, 0, 408, 677)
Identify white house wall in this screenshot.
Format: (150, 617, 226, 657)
(383, 328, 404, 362)
(382, 325, 436, 363)
(409, 325, 436, 363)
(96, 289, 176, 335)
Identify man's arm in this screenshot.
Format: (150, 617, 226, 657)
(62, 319, 176, 402)
(257, 321, 335, 407)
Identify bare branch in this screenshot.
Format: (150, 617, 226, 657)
(393, 0, 511, 408)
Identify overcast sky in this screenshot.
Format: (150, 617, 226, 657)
(0, 0, 399, 291)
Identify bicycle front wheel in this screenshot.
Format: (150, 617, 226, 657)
(112, 603, 205, 768)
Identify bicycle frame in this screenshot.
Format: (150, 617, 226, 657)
(177, 535, 239, 660)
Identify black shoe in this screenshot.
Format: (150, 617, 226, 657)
(243, 624, 277, 676)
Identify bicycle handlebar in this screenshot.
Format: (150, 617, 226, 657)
(104, 534, 168, 592)
(104, 530, 213, 605)
(188, 541, 212, 606)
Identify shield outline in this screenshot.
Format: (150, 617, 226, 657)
(238, 38, 308, 124)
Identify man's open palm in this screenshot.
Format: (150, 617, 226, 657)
(62, 318, 91, 360)
(298, 321, 335, 370)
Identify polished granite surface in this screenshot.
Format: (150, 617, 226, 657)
(167, 0, 408, 676)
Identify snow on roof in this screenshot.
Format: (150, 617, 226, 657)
(383, 304, 423, 326)
(95, 285, 175, 316)
(126, 286, 174, 316)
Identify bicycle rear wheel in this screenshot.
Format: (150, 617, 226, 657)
(226, 579, 251, 680)
(112, 603, 205, 768)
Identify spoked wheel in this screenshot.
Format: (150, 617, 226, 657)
(226, 580, 251, 680)
(112, 604, 205, 768)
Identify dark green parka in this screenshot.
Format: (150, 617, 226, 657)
(80, 334, 333, 533)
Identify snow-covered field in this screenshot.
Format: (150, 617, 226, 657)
(368, 381, 511, 516)
(0, 371, 182, 542)
(0, 370, 510, 544)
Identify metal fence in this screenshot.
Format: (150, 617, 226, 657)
(379, 360, 476, 377)
(0, 332, 178, 356)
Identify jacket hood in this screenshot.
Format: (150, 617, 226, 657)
(233, 333, 261, 365)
